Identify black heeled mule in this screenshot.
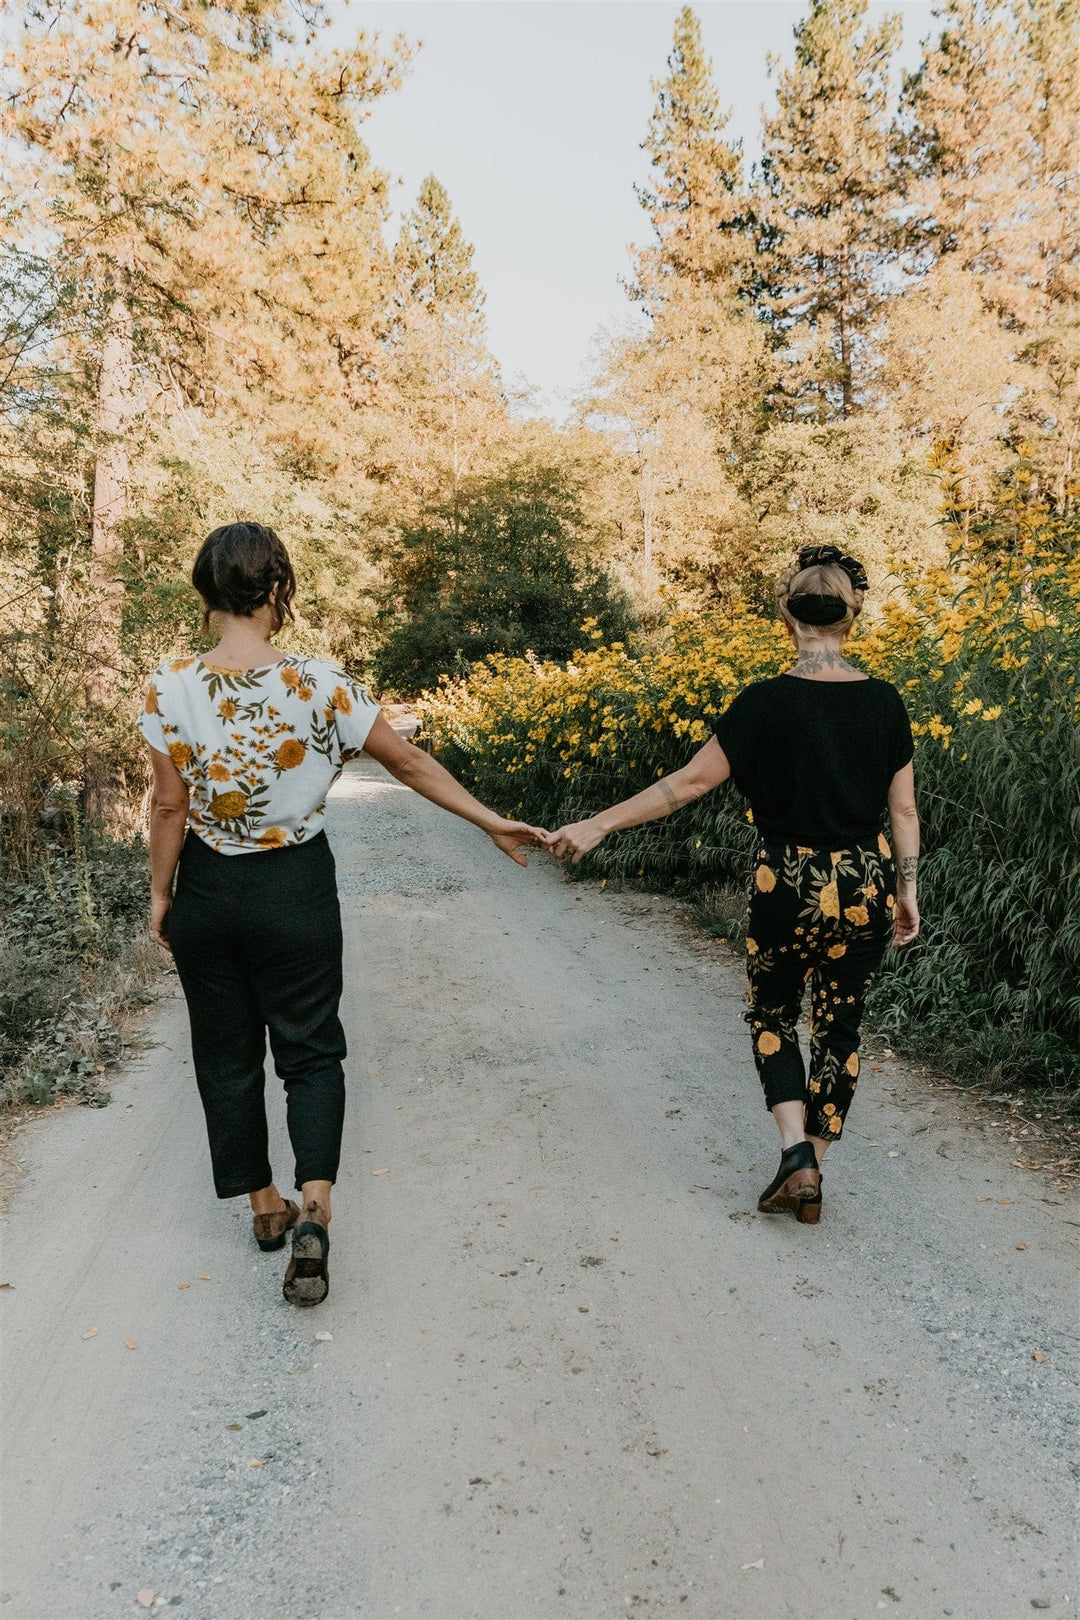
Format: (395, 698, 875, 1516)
(757, 1141, 822, 1222)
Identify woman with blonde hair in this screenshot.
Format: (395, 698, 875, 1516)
(546, 544, 920, 1223)
(140, 522, 545, 1305)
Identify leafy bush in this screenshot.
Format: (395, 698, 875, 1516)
(372, 466, 635, 696)
(423, 471, 1080, 1096)
(0, 837, 157, 1106)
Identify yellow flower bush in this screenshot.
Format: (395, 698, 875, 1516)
(424, 477, 1079, 1088)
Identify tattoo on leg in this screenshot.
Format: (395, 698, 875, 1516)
(658, 778, 680, 814)
(899, 855, 918, 882)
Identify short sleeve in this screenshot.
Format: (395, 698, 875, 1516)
(712, 688, 757, 781)
(137, 674, 169, 754)
(889, 690, 915, 775)
(326, 671, 382, 759)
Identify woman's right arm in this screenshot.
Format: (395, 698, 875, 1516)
(887, 761, 920, 948)
(360, 716, 546, 866)
(147, 746, 190, 949)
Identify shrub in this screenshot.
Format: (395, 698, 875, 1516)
(372, 466, 635, 696)
(0, 836, 157, 1106)
(422, 473, 1080, 1095)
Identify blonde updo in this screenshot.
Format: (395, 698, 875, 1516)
(776, 560, 865, 636)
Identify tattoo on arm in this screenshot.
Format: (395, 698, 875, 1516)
(657, 778, 681, 814)
(899, 855, 918, 882)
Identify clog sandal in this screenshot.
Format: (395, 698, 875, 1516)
(283, 1209, 330, 1307)
(252, 1199, 300, 1252)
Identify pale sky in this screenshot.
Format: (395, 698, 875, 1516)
(334, 2, 934, 417)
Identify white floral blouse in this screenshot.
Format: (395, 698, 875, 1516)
(138, 655, 383, 855)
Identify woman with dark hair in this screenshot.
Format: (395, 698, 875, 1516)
(139, 522, 545, 1305)
(545, 546, 920, 1224)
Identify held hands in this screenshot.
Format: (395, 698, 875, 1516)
(488, 821, 550, 868)
(542, 818, 607, 865)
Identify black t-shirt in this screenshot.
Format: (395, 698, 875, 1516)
(712, 674, 914, 847)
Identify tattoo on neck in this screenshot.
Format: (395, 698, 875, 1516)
(658, 778, 680, 814)
(899, 855, 918, 882)
(792, 647, 850, 675)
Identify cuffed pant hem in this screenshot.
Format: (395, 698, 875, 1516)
(214, 1169, 274, 1200)
(293, 1169, 338, 1190)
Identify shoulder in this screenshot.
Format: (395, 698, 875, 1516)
(146, 656, 201, 697)
(298, 659, 380, 710)
(861, 676, 911, 711)
(719, 676, 787, 714)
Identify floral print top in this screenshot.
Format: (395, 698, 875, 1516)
(137, 655, 382, 855)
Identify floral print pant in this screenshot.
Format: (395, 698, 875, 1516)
(745, 837, 896, 1141)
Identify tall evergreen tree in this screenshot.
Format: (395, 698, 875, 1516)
(757, 0, 902, 419)
(393, 175, 483, 316)
(8, 0, 403, 812)
(900, 0, 1079, 497)
(634, 5, 747, 293)
(900, 0, 1038, 316)
(587, 6, 764, 595)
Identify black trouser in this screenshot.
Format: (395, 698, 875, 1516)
(745, 839, 895, 1141)
(168, 831, 347, 1198)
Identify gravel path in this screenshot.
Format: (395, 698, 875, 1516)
(2, 759, 1076, 1620)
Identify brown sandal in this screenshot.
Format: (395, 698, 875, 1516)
(252, 1199, 300, 1252)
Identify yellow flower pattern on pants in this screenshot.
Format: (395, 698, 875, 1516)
(745, 841, 894, 1142)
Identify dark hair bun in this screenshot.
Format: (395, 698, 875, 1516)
(192, 522, 296, 633)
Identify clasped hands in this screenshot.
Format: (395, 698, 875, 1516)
(489, 817, 604, 867)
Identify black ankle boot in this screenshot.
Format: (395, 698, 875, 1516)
(757, 1141, 821, 1217)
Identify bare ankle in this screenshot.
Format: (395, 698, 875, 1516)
(249, 1183, 285, 1216)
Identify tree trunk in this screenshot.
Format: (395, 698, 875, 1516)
(84, 283, 133, 827)
(639, 460, 655, 587)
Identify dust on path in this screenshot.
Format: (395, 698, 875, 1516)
(2, 760, 1076, 1620)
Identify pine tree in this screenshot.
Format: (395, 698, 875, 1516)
(757, 0, 902, 419)
(900, 0, 1039, 317)
(384, 176, 499, 506)
(393, 175, 483, 316)
(900, 0, 1079, 497)
(635, 5, 747, 292)
(588, 6, 763, 595)
(8, 0, 403, 813)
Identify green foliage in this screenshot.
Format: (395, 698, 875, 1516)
(372, 467, 636, 696)
(0, 837, 154, 1106)
(423, 486, 1080, 1097)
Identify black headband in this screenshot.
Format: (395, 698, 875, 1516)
(787, 593, 849, 626)
(797, 544, 868, 594)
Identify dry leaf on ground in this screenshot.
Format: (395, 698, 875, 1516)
(249, 1457, 269, 1468)
(124, 1339, 136, 1350)
(372, 1168, 389, 1176)
(1032, 1350, 1047, 1363)
(197, 1274, 211, 1281)
(82, 1327, 98, 1340)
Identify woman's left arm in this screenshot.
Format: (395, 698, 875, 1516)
(147, 746, 190, 948)
(546, 735, 731, 864)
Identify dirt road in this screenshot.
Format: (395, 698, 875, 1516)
(2, 760, 1076, 1620)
